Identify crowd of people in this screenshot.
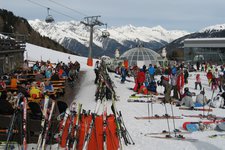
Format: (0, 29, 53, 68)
(115, 61, 225, 109)
(0, 59, 81, 115)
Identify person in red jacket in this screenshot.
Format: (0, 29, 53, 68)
(136, 69, 146, 92)
(177, 69, 184, 100)
(206, 70, 213, 86)
(195, 74, 202, 90)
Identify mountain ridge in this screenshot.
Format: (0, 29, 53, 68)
(28, 19, 189, 57)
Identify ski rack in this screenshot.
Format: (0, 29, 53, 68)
(97, 60, 135, 149)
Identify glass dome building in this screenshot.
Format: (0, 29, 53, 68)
(120, 46, 164, 67)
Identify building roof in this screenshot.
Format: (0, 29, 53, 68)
(120, 46, 163, 66)
(184, 38, 225, 48)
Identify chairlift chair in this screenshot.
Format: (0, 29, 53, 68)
(45, 8, 55, 23)
(102, 30, 110, 38)
(101, 23, 110, 38)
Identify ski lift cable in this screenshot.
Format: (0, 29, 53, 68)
(50, 8, 78, 21)
(48, 0, 88, 17)
(27, 0, 79, 21)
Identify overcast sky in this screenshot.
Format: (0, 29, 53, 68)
(1, 0, 225, 32)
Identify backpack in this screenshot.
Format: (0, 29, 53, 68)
(209, 95, 224, 108)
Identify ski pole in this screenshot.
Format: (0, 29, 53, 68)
(170, 103, 177, 137)
(163, 103, 171, 137)
(202, 88, 205, 117)
(147, 103, 150, 123)
(207, 89, 215, 116)
(150, 95, 154, 117)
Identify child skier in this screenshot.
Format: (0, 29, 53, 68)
(195, 74, 202, 90)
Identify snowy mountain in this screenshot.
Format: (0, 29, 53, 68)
(28, 19, 189, 57)
(200, 24, 225, 32)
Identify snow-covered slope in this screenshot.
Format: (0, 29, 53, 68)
(25, 43, 225, 150)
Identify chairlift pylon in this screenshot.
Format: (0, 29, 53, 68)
(45, 8, 55, 23)
(102, 23, 110, 38)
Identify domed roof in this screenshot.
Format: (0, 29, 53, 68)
(120, 46, 163, 67)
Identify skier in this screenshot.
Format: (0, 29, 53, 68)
(148, 64, 155, 82)
(179, 87, 195, 108)
(208, 94, 224, 108)
(120, 64, 127, 83)
(184, 69, 189, 84)
(136, 69, 146, 92)
(206, 69, 213, 86)
(94, 61, 100, 84)
(68, 67, 77, 84)
(160, 75, 172, 103)
(177, 69, 184, 100)
(211, 76, 218, 91)
(29, 82, 42, 99)
(196, 61, 200, 71)
(195, 91, 208, 107)
(10, 75, 18, 88)
(170, 72, 179, 100)
(195, 74, 202, 90)
(218, 72, 225, 92)
(43, 80, 54, 93)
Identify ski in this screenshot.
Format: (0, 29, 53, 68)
(182, 114, 225, 120)
(65, 101, 77, 149)
(149, 135, 198, 142)
(127, 99, 154, 103)
(82, 113, 96, 150)
(57, 108, 71, 149)
(179, 107, 213, 112)
(129, 95, 156, 99)
(103, 99, 107, 150)
(208, 134, 225, 138)
(41, 99, 56, 150)
(117, 111, 135, 145)
(144, 130, 190, 136)
(72, 103, 82, 150)
(130, 93, 163, 98)
(22, 97, 27, 150)
(36, 95, 50, 150)
(135, 116, 183, 120)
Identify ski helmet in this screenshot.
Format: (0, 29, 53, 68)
(184, 87, 189, 92)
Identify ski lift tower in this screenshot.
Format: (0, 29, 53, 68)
(81, 16, 104, 66)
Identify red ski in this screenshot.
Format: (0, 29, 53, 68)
(149, 135, 198, 142)
(179, 107, 213, 112)
(135, 116, 183, 120)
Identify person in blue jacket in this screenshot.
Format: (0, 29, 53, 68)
(148, 64, 155, 82)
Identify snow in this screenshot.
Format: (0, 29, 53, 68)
(28, 19, 189, 48)
(25, 43, 225, 150)
(200, 24, 225, 32)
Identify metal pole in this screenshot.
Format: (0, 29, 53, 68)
(81, 16, 104, 66)
(88, 25, 94, 61)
